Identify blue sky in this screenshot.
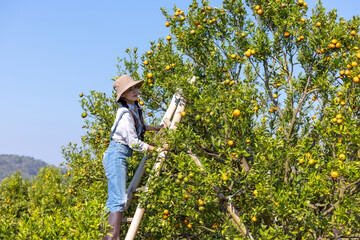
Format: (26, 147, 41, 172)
(0, 0, 358, 166)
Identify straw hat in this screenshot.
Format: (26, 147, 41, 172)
(113, 75, 144, 102)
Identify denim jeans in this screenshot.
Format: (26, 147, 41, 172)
(103, 141, 133, 212)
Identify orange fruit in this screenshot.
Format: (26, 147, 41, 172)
(331, 171, 338, 178)
(163, 209, 169, 215)
(257, 9, 263, 15)
(245, 51, 251, 57)
(147, 72, 153, 78)
(308, 159, 315, 165)
(165, 65, 171, 71)
(251, 216, 258, 222)
(165, 22, 170, 27)
(181, 111, 186, 117)
(284, 32, 290, 37)
(231, 53, 237, 59)
(316, 22, 321, 27)
(228, 140, 234, 146)
(166, 35, 172, 41)
(221, 173, 229, 181)
(233, 109, 241, 116)
(144, 60, 149, 65)
(354, 77, 360, 83)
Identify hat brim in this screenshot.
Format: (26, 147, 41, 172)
(116, 80, 144, 102)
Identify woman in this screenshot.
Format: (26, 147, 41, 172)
(103, 74, 163, 240)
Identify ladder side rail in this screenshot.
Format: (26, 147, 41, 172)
(161, 93, 181, 126)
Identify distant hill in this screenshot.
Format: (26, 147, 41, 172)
(0, 154, 48, 181)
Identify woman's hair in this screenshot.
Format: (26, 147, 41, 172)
(118, 98, 146, 141)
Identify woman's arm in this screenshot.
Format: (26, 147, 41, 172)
(146, 124, 164, 131)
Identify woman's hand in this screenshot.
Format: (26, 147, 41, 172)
(147, 143, 169, 152)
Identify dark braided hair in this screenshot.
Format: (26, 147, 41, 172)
(118, 98, 146, 141)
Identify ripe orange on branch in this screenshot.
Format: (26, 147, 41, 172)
(233, 109, 241, 116)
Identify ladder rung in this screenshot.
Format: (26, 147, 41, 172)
(122, 218, 133, 223)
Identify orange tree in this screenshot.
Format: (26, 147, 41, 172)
(118, 0, 360, 239)
(1, 0, 360, 239)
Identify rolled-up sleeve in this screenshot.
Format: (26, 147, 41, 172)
(116, 112, 149, 152)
